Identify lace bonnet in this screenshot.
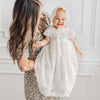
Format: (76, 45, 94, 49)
(50, 6, 71, 25)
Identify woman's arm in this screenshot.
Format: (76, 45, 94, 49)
(16, 36, 50, 72)
(17, 57, 35, 72)
(69, 39, 83, 58)
(16, 43, 35, 72)
(33, 36, 51, 48)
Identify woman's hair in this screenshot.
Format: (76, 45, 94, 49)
(8, 0, 41, 63)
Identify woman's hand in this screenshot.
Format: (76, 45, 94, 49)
(33, 41, 41, 48)
(33, 36, 51, 48)
(17, 58, 35, 72)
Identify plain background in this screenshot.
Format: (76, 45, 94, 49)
(0, 0, 100, 100)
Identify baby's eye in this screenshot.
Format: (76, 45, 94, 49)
(56, 18, 59, 20)
(62, 19, 65, 20)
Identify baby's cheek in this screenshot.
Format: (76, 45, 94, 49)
(63, 22, 66, 26)
(53, 21, 57, 26)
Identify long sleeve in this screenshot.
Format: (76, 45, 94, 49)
(23, 44, 29, 58)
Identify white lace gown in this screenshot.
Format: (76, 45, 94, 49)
(34, 25, 78, 98)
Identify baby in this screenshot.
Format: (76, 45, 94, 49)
(34, 8, 83, 57)
(33, 7, 83, 98)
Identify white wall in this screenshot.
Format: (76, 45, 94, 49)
(0, 0, 100, 100)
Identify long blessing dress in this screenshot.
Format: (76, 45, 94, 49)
(34, 25, 78, 98)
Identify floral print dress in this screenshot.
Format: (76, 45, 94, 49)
(16, 33, 60, 100)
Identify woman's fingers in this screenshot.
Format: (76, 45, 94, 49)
(33, 42, 40, 48)
(33, 43, 37, 47)
(36, 41, 41, 47)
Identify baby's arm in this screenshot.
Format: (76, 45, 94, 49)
(33, 36, 51, 48)
(69, 39, 83, 58)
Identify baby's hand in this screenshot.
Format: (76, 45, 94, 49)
(33, 41, 41, 48)
(79, 52, 83, 58)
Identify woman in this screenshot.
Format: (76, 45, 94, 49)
(8, 0, 59, 100)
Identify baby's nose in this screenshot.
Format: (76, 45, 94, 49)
(58, 19, 62, 23)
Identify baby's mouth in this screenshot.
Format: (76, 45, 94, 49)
(57, 24, 63, 26)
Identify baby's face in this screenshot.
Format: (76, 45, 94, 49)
(53, 10, 66, 29)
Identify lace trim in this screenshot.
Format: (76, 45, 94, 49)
(35, 74, 76, 98)
(35, 62, 76, 98)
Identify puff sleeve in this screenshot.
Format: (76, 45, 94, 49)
(43, 26, 53, 36)
(67, 28, 77, 39)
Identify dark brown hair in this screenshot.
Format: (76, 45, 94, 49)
(8, 0, 41, 63)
